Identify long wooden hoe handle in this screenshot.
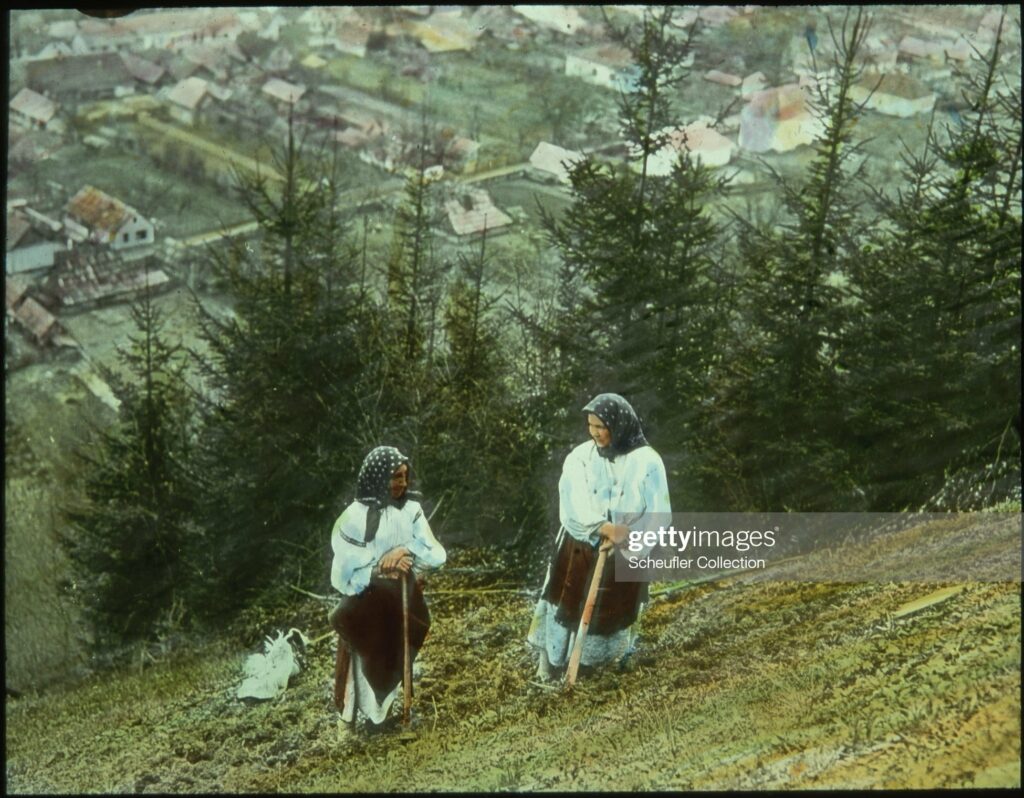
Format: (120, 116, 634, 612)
(565, 545, 609, 688)
(402, 571, 412, 726)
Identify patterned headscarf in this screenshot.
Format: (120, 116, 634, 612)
(582, 393, 649, 461)
(356, 445, 419, 542)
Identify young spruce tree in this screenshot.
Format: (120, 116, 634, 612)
(847, 10, 1022, 509)
(428, 227, 547, 546)
(355, 114, 447, 453)
(702, 9, 876, 511)
(541, 5, 728, 501)
(190, 112, 365, 615)
(63, 277, 197, 647)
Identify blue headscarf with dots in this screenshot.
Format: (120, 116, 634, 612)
(356, 445, 419, 541)
(582, 393, 649, 461)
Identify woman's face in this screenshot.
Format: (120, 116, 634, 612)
(390, 463, 409, 500)
(587, 414, 612, 448)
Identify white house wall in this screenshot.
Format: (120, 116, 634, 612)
(774, 117, 825, 152)
(740, 110, 824, 154)
(62, 217, 89, 243)
(646, 143, 733, 175)
(111, 216, 155, 250)
(168, 104, 196, 126)
(5, 242, 61, 274)
(849, 86, 935, 118)
(565, 55, 616, 89)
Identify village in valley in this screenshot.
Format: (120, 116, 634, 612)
(6, 5, 1020, 375)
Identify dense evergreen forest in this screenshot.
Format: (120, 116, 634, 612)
(61, 8, 1021, 653)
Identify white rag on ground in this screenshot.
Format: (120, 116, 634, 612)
(236, 628, 309, 701)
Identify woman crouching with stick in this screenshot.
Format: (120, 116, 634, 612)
(329, 446, 446, 736)
(528, 393, 671, 684)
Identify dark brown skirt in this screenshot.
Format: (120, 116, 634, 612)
(541, 532, 646, 636)
(330, 573, 430, 710)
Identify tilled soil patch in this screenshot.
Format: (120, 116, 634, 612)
(5, 548, 1020, 792)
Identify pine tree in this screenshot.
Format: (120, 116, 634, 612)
(190, 111, 366, 614)
(425, 228, 549, 552)
(386, 112, 445, 364)
(62, 276, 196, 647)
(704, 8, 875, 511)
(846, 10, 1022, 509)
(353, 114, 449, 458)
(541, 5, 728, 498)
(430, 227, 505, 534)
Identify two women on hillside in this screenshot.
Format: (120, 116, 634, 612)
(328, 392, 669, 733)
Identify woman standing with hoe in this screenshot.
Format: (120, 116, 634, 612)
(329, 446, 446, 735)
(528, 393, 672, 682)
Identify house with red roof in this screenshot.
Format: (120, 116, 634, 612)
(11, 296, 59, 345)
(739, 84, 825, 153)
(646, 123, 736, 173)
(5, 274, 31, 310)
(6, 275, 59, 345)
(64, 186, 155, 251)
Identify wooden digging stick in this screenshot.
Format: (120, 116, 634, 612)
(401, 570, 412, 726)
(565, 544, 609, 688)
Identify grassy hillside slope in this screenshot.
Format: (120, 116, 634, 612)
(6, 545, 1020, 792)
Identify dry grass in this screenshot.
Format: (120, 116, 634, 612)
(5, 541, 1020, 793)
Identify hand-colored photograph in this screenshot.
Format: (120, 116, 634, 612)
(5, 5, 1021, 792)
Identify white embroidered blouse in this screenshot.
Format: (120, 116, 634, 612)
(330, 500, 446, 596)
(559, 441, 672, 548)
